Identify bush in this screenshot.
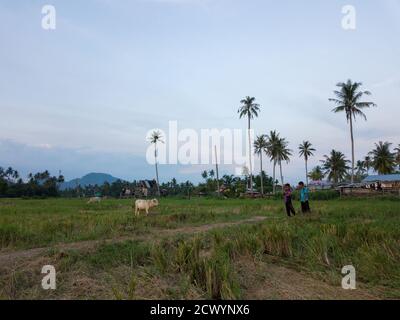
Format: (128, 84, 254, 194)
(272, 190, 339, 201)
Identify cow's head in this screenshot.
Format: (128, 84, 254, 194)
(151, 199, 159, 206)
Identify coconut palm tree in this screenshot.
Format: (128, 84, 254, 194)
(321, 150, 350, 184)
(369, 141, 396, 175)
(149, 130, 163, 196)
(356, 160, 366, 175)
(298, 141, 316, 186)
(238, 96, 260, 193)
(355, 160, 368, 182)
(254, 134, 268, 196)
(266, 130, 280, 194)
(308, 166, 325, 182)
(363, 156, 372, 176)
(275, 137, 292, 187)
(329, 80, 376, 184)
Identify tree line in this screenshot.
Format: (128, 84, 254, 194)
(0, 167, 64, 198)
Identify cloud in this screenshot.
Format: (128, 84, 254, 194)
(371, 76, 400, 88)
(0, 139, 209, 183)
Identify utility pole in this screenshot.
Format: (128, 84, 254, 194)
(215, 145, 220, 197)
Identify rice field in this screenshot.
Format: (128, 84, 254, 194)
(0, 197, 399, 299)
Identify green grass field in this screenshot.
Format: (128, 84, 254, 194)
(0, 197, 399, 299)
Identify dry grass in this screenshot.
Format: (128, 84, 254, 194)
(0, 197, 399, 300)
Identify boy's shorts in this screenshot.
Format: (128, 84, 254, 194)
(301, 201, 310, 213)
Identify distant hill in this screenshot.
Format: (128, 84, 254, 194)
(60, 173, 123, 190)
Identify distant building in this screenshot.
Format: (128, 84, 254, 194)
(135, 180, 159, 197)
(308, 180, 333, 191)
(362, 174, 400, 191)
(120, 187, 133, 198)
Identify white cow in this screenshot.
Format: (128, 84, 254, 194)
(87, 197, 101, 204)
(134, 199, 159, 216)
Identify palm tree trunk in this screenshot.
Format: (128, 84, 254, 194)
(272, 161, 276, 194)
(260, 154, 264, 197)
(155, 143, 160, 197)
(248, 116, 253, 193)
(349, 116, 355, 184)
(305, 158, 309, 186)
(279, 161, 284, 187)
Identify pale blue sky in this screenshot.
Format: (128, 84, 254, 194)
(0, 0, 399, 183)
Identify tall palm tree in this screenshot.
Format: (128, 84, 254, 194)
(308, 166, 325, 182)
(298, 141, 316, 186)
(363, 156, 372, 176)
(321, 150, 350, 184)
(253, 134, 268, 196)
(369, 141, 396, 175)
(355, 160, 367, 182)
(149, 130, 163, 196)
(238, 96, 260, 193)
(329, 80, 376, 184)
(395, 144, 400, 170)
(266, 130, 280, 194)
(275, 137, 292, 187)
(356, 160, 366, 175)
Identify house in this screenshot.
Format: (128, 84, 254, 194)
(362, 174, 400, 191)
(135, 180, 159, 197)
(120, 187, 133, 198)
(336, 183, 369, 196)
(308, 180, 333, 191)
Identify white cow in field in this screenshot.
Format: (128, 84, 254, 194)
(134, 199, 159, 216)
(87, 197, 101, 204)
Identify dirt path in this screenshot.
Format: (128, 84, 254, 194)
(0, 216, 267, 267)
(1, 216, 385, 300)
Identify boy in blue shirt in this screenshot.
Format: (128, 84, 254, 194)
(298, 181, 311, 213)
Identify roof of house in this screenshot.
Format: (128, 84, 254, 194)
(362, 174, 400, 183)
(138, 180, 157, 189)
(308, 180, 333, 186)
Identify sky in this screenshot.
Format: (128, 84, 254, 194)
(0, 0, 399, 184)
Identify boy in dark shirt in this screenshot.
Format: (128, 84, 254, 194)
(283, 183, 296, 217)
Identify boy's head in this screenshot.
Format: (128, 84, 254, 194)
(284, 183, 290, 189)
(298, 181, 305, 188)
